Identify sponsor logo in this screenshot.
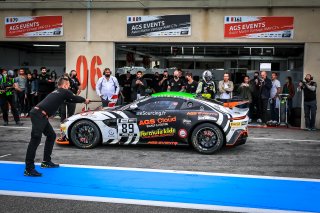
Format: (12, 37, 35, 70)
(108, 129, 115, 135)
(198, 115, 217, 121)
(137, 111, 166, 116)
(182, 119, 192, 125)
(140, 128, 176, 138)
(230, 122, 241, 127)
(139, 116, 176, 126)
(147, 141, 178, 145)
(187, 111, 218, 116)
(178, 129, 188, 138)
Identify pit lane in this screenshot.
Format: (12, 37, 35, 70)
(0, 117, 320, 213)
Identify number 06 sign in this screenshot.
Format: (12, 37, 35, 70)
(76, 55, 103, 90)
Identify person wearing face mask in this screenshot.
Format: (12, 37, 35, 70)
(151, 72, 161, 93)
(298, 74, 317, 131)
(25, 72, 38, 116)
(250, 71, 262, 123)
(24, 77, 90, 177)
(168, 70, 185, 92)
(282, 76, 295, 121)
(185, 72, 198, 94)
(59, 71, 81, 122)
(131, 71, 148, 100)
(121, 71, 133, 103)
(0, 69, 8, 116)
(0, 70, 23, 126)
(96, 68, 120, 107)
(158, 70, 170, 92)
(196, 70, 216, 99)
(38, 67, 52, 103)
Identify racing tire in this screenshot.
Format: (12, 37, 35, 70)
(191, 123, 224, 154)
(70, 120, 101, 149)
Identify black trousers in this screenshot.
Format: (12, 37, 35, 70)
(0, 95, 20, 122)
(260, 98, 269, 124)
(25, 93, 36, 114)
(60, 102, 76, 122)
(25, 109, 56, 170)
(17, 90, 26, 114)
(304, 100, 317, 129)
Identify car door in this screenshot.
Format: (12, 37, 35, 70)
(133, 97, 184, 145)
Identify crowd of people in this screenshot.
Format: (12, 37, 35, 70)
(0, 67, 317, 130)
(0, 67, 81, 125)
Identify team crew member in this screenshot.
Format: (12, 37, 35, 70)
(96, 68, 120, 107)
(259, 71, 272, 126)
(298, 74, 317, 131)
(60, 70, 81, 122)
(168, 70, 185, 92)
(25, 77, 90, 177)
(121, 71, 133, 103)
(158, 70, 170, 92)
(185, 72, 198, 93)
(0, 70, 23, 126)
(15, 68, 27, 116)
(196, 70, 216, 99)
(37, 67, 52, 102)
(132, 71, 148, 100)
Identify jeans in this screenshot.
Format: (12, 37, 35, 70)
(25, 108, 56, 170)
(304, 100, 317, 129)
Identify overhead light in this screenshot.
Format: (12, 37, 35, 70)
(33, 44, 60, 47)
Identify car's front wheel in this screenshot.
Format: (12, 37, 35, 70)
(70, 120, 101, 149)
(191, 123, 224, 154)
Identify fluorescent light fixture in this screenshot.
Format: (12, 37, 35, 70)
(33, 44, 60, 47)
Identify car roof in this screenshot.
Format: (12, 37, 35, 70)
(151, 92, 196, 99)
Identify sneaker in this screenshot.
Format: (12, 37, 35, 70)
(3, 122, 8, 126)
(257, 119, 262, 123)
(311, 128, 317, 131)
(16, 121, 24, 126)
(41, 161, 60, 168)
(304, 128, 312, 131)
(24, 168, 42, 177)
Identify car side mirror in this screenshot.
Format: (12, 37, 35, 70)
(129, 104, 139, 111)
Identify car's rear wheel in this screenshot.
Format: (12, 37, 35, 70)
(70, 120, 101, 149)
(191, 123, 224, 154)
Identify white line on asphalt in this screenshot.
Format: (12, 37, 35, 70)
(0, 190, 308, 213)
(0, 154, 11, 158)
(250, 137, 320, 142)
(1, 160, 320, 183)
(0, 126, 60, 131)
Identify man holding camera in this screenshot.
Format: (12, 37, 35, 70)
(132, 71, 147, 100)
(298, 74, 317, 131)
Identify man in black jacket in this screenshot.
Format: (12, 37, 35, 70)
(25, 77, 90, 177)
(37, 67, 52, 102)
(259, 71, 272, 126)
(132, 71, 147, 100)
(298, 74, 317, 131)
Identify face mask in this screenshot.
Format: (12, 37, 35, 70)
(105, 74, 110, 77)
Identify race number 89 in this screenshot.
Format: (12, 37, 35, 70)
(121, 123, 134, 134)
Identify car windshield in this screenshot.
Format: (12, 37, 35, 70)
(118, 97, 152, 111)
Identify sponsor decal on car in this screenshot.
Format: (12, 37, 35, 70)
(182, 119, 192, 125)
(140, 128, 176, 138)
(187, 111, 218, 116)
(147, 141, 178, 145)
(178, 129, 188, 138)
(139, 116, 177, 128)
(230, 122, 241, 127)
(137, 111, 166, 116)
(198, 115, 218, 121)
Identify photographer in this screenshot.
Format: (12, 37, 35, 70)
(298, 74, 317, 131)
(218, 73, 234, 102)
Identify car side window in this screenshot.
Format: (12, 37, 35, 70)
(138, 98, 181, 111)
(180, 100, 209, 110)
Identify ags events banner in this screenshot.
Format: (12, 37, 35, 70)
(5, 16, 63, 37)
(224, 16, 294, 39)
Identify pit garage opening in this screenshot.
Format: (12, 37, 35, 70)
(115, 43, 304, 126)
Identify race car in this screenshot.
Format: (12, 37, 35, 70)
(56, 92, 249, 154)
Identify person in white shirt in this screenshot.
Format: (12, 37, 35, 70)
(96, 68, 120, 107)
(270, 72, 281, 123)
(218, 73, 234, 101)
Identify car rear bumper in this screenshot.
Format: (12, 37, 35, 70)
(226, 129, 248, 146)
